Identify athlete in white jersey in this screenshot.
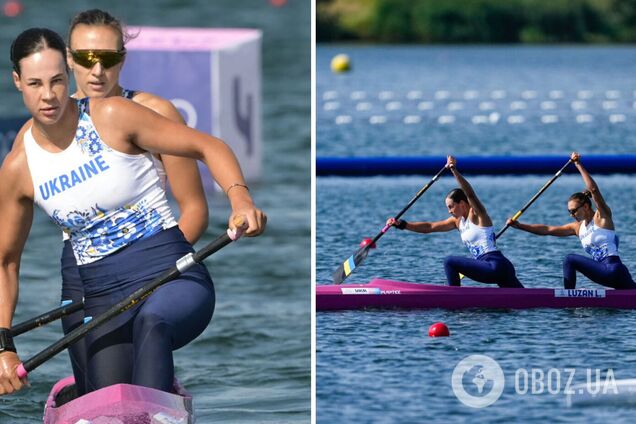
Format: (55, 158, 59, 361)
(0, 28, 266, 396)
(53, 9, 209, 394)
(388, 156, 523, 288)
(508, 152, 635, 290)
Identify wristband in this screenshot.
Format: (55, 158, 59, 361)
(396, 219, 407, 230)
(225, 183, 249, 195)
(0, 328, 16, 353)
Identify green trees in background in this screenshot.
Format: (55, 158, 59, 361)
(317, 0, 636, 43)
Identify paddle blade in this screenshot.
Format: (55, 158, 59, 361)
(332, 246, 370, 284)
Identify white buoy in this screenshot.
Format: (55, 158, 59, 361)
(571, 100, 587, 110)
(335, 115, 352, 125)
(356, 102, 373, 111)
(323, 101, 340, 111)
(609, 114, 626, 123)
(479, 101, 496, 111)
(549, 90, 564, 99)
(323, 91, 338, 100)
(510, 101, 527, 110)
(602, 100, 618, 110)
(521, 90, 537, 99)
(576, 114, 594, 123)
(407, 90, 423, 100)
(472, 115, 489, 124)
(385, 101, 402, 111)
(438, 115, 456, 124)
(507, 115, 525, 124)
(541, 115, 559, 124)
(403, 115, 421, 124)
(491, 90, 506, 99)
(418, 101, 435, 111)
(369, 115, 387, 124)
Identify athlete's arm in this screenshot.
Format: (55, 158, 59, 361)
(135, 94, 208, 244)
(0, 147, 33, 395)
(447, 156, 493, 227)
(93, 97, 265, 236)
(389, 217, 457, 233)
(507, 219, 578, 237)
(571, 152, 613, 228)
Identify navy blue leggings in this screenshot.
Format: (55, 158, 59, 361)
(563, 254, 636, 289)
(60, 240, 88, 395)
(63, 227, 214, 394)
(444, 251, 524, 288)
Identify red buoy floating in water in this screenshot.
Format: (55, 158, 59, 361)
(428, 322, 450, 337)
(359, 238, 376, 249)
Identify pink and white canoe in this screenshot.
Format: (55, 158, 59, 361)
(43, 376, 193, 424)
(317, 278, 636, 311)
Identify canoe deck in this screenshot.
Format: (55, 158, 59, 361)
(317, 278, 636, 311)
(44, 376, 193, 424)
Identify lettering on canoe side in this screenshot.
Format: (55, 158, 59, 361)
(554, 289, 606, 298)
(340, 288, 401, 295)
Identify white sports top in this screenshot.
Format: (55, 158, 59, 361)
(578, 219, 619, 261)
(24, 98, 177, 265)
(459, 217, 498, 259)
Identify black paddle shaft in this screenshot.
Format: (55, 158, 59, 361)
(495, 159, 573, 239)
(11, 301, 84, 338)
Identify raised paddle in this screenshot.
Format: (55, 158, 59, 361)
(332, 165, 448, 284)
(17, 217, 246, 379)
(495, 158, 574, 239)
(11, 300, 84, 337)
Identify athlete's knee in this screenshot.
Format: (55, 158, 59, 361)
(135, 310, 172, 338)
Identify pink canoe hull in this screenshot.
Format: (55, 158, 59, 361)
(317, 278, 636, 311)
(43, 376, 193, 424)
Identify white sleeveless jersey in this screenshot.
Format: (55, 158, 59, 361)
(24, 98, 177, 265)
(578, 220, 619, 261)
(61, 91, 167, 242)
(459, 217, 498, 259)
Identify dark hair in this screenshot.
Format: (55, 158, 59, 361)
(10, 28, 67, 75)
(569, 191, 592, 208)
(68, 9, 134, 50)
(446, 188, 468, 204)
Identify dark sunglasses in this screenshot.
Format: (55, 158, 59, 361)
(70, 49, 126, 69)
(568, 204, 584, 216)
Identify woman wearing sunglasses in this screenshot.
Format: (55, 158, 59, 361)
(9, 10, 210, 396)
(507, 152, 636, 290)
(62, 9, 208, 396)
(0, 27, 266, 396)
(387, 156, 524, 288)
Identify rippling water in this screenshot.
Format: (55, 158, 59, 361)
(317, 45, 636, 423)
(0, 1, 310, 423)
(317, 46, 636, 156)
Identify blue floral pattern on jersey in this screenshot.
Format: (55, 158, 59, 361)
(585, 244, 609, 261)
(463, 232, 496, 259)
(52, 200, 164, 264)
(75, 99, 111, 157)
